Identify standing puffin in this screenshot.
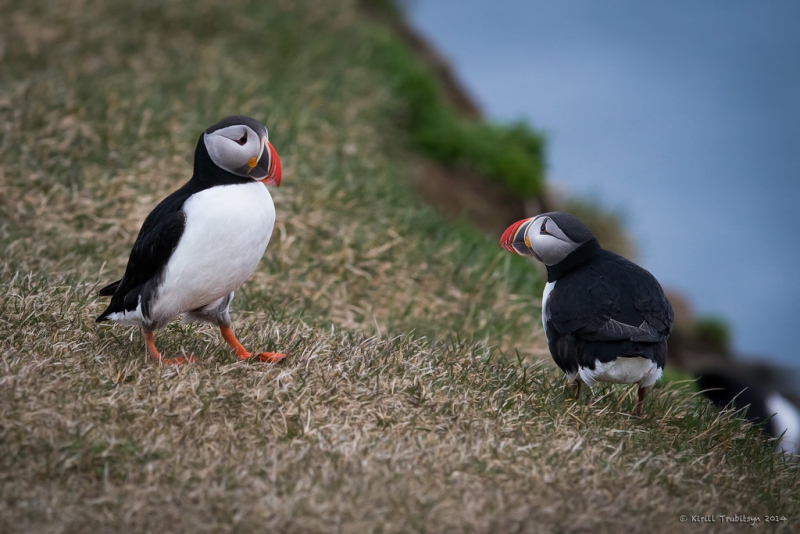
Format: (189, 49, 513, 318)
(500, 212, 673, 413)
(97, 116, 286, 365)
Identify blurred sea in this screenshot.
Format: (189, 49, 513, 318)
(409, 0, 800, 366)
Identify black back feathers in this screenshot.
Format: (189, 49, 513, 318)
(541, 213, 673, 377)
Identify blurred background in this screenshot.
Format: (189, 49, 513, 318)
(407, 0, 800, 370)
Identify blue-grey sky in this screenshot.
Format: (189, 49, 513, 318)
(408, 0, 800, 365)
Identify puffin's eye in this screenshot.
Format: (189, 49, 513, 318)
(235, 133, 248, 146)
(540, 221, 547, 233)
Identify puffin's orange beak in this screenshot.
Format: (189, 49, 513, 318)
(500, 217, 535, 255)
(259, 141, 282, 187)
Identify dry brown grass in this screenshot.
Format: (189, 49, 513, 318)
(2, 271, 798, 533)
(1, 0, 798, 532)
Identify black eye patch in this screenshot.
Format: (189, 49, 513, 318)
(235, 133, 248, 146)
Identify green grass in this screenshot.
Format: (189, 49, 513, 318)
(0, 0, 798, 532)
(692, 316, 733, 353)
(366, 2, 546, 198)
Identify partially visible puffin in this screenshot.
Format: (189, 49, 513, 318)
(500, 212, 673, 414)
(696, 372, 800, 458)
(97, 116, 286, 365)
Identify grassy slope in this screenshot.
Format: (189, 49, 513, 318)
(0, 0, 797, 532)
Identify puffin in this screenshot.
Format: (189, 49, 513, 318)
(97, 116, 286, 365)
(500, 211, 673, 414)
(696, 372, 800, 458)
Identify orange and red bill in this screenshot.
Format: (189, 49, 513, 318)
(251, 139, 281, 186)
(499, 217, 535, 256)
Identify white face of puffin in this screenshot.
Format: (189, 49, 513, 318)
(526, 215, 583, 266)
(204, 123, 281, 185)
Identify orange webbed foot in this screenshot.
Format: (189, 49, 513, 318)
(233, 350, 286, 363)
(220, 326, 286, 363)
(144, 330, 198, 365)
(256, 352, 287, 363)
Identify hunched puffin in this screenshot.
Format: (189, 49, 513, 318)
(500, 212, 673, 414)
(97, 116, 286, 365)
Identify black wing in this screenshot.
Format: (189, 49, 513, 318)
(548, 250, 673, 343)
(98, 280, 121, 296)
(96, 193, 188, 322)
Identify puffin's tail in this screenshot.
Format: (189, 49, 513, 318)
(96, 280, 122, 323)
(98, 280, 121, 297)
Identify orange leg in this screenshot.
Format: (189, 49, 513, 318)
(143, 330, 197, 365)
(219, 326, 286, 363)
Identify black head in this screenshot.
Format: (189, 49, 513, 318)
(500, 211, 596, 266)
(196, 116, 282, 186)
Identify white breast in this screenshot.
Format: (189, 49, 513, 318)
(541, 280, 556, 332)
(149, 181, 275, 323)
(578, 357, 662, 389)
(766, 393, 800, 457)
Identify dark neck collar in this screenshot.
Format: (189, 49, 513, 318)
(546, 238, 601, 282)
